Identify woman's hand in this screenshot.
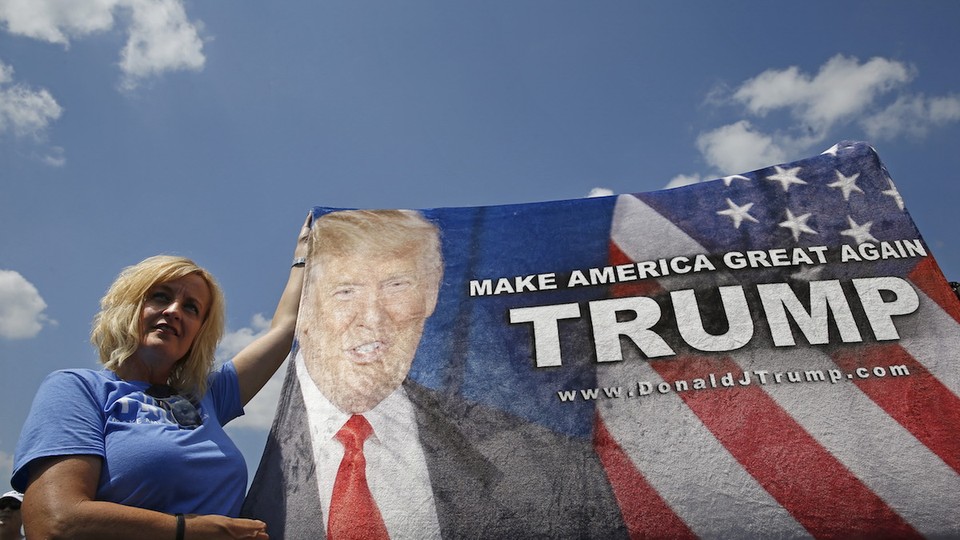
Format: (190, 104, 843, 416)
(185, 514, 270, 539)
(293, 211, 312, 263)
(24, 456, 270, 539)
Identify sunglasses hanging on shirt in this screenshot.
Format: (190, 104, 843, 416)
(145, 384, 203, 429)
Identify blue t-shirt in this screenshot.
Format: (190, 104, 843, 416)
(12, 362, 247, 516)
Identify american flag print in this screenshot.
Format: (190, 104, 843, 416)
(260, 142, 959, 539)
(594, 141, 960, 538)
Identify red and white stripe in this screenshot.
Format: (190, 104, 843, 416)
(595, 194, 960, 538)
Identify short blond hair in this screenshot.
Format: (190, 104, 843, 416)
(90, 255, 225, 396)
(308, 209, 443, 283)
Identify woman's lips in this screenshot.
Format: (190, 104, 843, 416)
(154, 322, 179, 336)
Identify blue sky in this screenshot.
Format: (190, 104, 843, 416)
(2, 1, 959, 487)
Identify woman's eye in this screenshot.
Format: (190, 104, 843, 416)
(185, 303, 200, 315)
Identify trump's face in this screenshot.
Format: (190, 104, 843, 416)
(300, 249, 438, 413)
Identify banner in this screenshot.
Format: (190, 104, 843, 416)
(243, 141, 960, 538)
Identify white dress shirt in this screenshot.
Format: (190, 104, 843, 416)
(295, 352, 442, 539)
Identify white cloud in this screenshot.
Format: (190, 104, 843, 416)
(218, 314, 285, 431)
(217, 313, 272, 361)
(665, 173, 703, 189)
(0, 59, 63, 138)
(0, 269, 54, 340)
(695, 120, 789, 174)
(0, 0, 205, 88)
(0, 0, 117, 44)
(861, 94, 960, 140)
(41, 145, 66, 167)
(227, 357, 288, 432)
(732, 55, 913, 133)
(686, 55, 960, 183)
(118, 0, 205, 89)
(587, 187, 614, 198)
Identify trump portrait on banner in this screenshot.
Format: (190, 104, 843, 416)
(242, 209, 626, 539)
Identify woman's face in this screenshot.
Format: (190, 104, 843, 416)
(136, 273, 211, 370)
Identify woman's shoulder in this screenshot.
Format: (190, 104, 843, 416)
(43, 367, 118, 385)
(38, 367, 129, 399)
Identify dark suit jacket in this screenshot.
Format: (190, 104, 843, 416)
(242, 362, 627, 539)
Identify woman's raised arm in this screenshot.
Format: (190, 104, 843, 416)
(233, 213, 311, 406)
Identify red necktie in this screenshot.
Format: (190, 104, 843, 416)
(327, 415, 389, 540)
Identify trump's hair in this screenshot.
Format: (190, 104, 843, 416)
(307, 209, 443, 283)
(90, 255, 225, 396)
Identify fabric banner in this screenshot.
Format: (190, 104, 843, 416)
(243, 141, 960, 538)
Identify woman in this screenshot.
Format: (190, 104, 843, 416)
(11, 216, 311, 539)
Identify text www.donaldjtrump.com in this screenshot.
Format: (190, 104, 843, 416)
(557, 364, 911, 402)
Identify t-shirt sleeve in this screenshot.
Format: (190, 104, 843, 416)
(11, 370, 107, 492)
(207, 361, 244, 427)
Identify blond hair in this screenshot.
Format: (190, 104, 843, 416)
(308, 209, 443, 282)
(90, 255, 225, 396)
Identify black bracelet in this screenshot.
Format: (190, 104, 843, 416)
(175, 513, 185, 540)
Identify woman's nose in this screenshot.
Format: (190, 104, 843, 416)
(162, 301, 183, 319)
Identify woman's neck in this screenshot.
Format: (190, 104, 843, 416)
(115, 355, 170, 385)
